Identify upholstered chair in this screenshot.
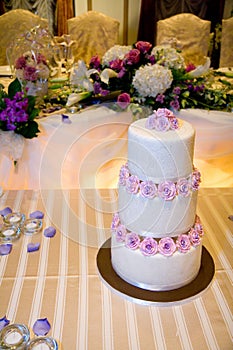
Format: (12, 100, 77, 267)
(67, 11, 120, 64)
(156, 13, 211, 66)
(0, 9, 48, 65)
(219, 17, 233, 67)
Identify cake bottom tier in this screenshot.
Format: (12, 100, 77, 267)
(111, 234, 202, 291)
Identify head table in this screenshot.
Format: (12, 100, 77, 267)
(0, 187, 232, 349)
(0, 105, 233, 191)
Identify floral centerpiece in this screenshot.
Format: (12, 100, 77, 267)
(66, 40, 233, 114)
(0, 79, 40, 162)
(15, 51, 50, 102)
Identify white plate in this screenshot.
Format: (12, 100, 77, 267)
(0, 65, 12, 76)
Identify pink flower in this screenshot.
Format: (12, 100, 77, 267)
(176, 234, 191, 253)
(135, 41, 152, 54)
(15, 56, 27, 69)
(170, 117, 179, 129)
(124, 49, 140, 65)
(111, 213, 120, 230)
(126, 175, 140, 194)
(140, 181, 157, 198)
(117, 92, 131, 109)
(158, 237, 176, 256)
(189, 228, 201, 246)
(176, 178, 190, 197)
(89, 55, 101, 69)
(116, 224, 127, 242)
(23, 65, 38, 81)
(125, 232, 140, 250)
(158, 181, 176, 200)
(140, 237, 158, 256)
(109, 59, 123, 72)
(119, 164, 130, 185)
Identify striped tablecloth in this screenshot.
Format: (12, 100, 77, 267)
(0, 188, 232, 349)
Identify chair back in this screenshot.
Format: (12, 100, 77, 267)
(156, 13, 211, 66)
(219, 17, 233, 67)
(67, 11, 120, 64)
(0, 9, 48, 65)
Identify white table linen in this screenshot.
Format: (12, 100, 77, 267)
(0, 107, 232, 190)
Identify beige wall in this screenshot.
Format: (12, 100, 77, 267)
(73, 0, 141, 45)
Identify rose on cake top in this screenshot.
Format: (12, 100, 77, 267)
(145, 108, 179, 132)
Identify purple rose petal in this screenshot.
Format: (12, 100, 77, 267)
(0, 244, 12, 255)
(0, 316, 10, 331)
(30, 211, 44, 219)
(27, 242, 40, 252)
(62, 114, 72, 124)
(44, 226, 56, 238)
(0, 207, 12, 217)
(33, 318, 51, 336)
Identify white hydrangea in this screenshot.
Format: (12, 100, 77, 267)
(132, 64, 173, 98)
(151, 46, 185, 70)
(102, 45, 132, 66)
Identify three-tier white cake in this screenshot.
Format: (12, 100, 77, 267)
(111, 108, 203, 291)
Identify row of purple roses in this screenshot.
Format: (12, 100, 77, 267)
(119, 164, 201, 200)
(111, 213, 203, 256)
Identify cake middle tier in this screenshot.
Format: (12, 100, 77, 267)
(118, 185, 198, 237)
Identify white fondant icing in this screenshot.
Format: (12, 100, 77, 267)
(111, 234, 202, 291)
(111, 117, 202, 291)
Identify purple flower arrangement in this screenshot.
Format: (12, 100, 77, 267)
(68, 40, 233, 112)
(111, 214, 203, 256)
(0, 79, 40, 138)
(119, 163, 201, 199)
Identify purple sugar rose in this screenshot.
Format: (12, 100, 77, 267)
(189, 228, 201, 246)
(111, 213, 120, 230)
(191, 169, 201, 190)
(158, 237, 176, 256)
(119, 164, 130, 185)
(117, 92, 131, 109)
(126, 175, 140, 194)
(115, 224, 127, 242)
(124, 49, 140, 65)
(135, 41, 152, 54)
(155, 115, 170, 132)
(158, 181, 176, 200)
(169, 117, 179, 129)
(125, 232, 140, 250)
(156, 108, 173, 119)
(140, 237, 158, 256)
(176, 178, 190, 197)
(145, 114, 156, 129)
(194, 216, 204, 236)
(176, 234, 191, 253)
(140, 181, 157, 198)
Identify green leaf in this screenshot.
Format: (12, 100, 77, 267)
(15, 120, 40, 139)
(8, 79, 22, 99)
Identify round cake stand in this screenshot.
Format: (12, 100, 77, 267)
(96, 238, 215, 306)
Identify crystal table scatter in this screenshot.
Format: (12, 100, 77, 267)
(0, 323, 30, 349)
(0, 225, 20, 242)
(3, 212, 25, 227)
(27, 336, 58, 349)
(22, 218, 43, 236)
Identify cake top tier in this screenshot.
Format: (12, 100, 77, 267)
(127, 114, 195, 182)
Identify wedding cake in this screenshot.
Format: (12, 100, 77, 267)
(111, 108, 203, 291)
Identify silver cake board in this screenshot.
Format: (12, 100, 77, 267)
(96, 238, 215, 306)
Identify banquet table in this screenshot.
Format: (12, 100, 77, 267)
(0, 187, 232, 349)
(0, 105, 233, 191)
